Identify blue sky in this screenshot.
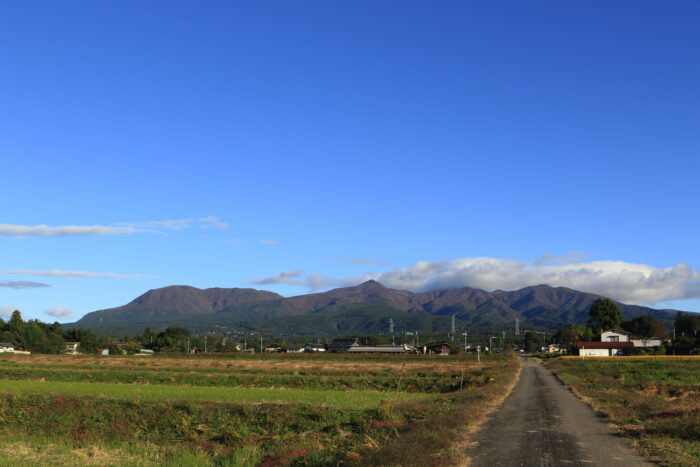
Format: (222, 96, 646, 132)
(2, 1, 699, 322)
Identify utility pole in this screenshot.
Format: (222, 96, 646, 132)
(187, 338, 190, 355)
(389, 318, 394, 346)
(462, 330, 468, 350)
(451, 314, 456, 342)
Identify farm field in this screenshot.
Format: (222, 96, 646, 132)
(0, 353, 520, 466)
(544, 357, 700, 466)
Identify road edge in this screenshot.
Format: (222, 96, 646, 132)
(453, 357, 524, 467)
(539, 358, 661, 466)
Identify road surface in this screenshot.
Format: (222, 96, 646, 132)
(467, 357, 653, 466)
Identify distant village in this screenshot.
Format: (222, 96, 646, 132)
(1, 300, 697, 357)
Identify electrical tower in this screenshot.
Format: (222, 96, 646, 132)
(389, 318, 394, 334)
(515, 318, 520, 336)
(451, 314, 456, 342)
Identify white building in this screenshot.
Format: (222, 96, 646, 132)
(600, 330, 630, 342)
(631, 338, 663, 348)
(64, 342, 80, 355)
(304, 343, 326, 352)
(577, 341, 634, 357)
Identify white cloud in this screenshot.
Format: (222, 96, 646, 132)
(248, 257, 700, 306)
(247, 270, 306, 286)
(127, 219, 191, 230)
(45, 306, 74, 319)
(199, 217, 229, 229)
(259, 239, 279, 245)
(0, 217, 228, 238)
(0, 306, 17, 319)
(0, 280, 51, 289)
(0, 224, 138, 238)
(1, 269, 151, 279)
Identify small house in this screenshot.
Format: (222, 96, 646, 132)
(600, 330, 630, 343)
(423, 343, 451, 355)
(0, 342, 15, 353)
(545, 344, 563, 353)
(304, 343, 327, 352)
(286, 345, 304, 353)
(577, 341, 634, 357)
(64, 342, 80, 355)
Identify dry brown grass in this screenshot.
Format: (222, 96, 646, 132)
(354, 358, 522, 467)
(0, 354, 481, 373)
(0, 442, 142, 466)
(545, 358, 700, 466)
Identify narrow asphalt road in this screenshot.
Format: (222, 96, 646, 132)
(467, 357, 654, 466)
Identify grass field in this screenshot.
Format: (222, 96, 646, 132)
(0, 353, 520, 466)
(544, 357, 700, 466)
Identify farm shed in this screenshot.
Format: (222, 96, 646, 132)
(577, 341, 634, 357)
(329, 338, 360, 352)
(304, 343, 327, 352)
(423, 343, 451, 355)
(347, 344, 413, 354)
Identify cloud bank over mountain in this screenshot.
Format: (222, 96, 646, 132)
(250, 258, 700, 306)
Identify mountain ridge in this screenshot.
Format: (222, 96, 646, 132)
(66, 281, 687, 336)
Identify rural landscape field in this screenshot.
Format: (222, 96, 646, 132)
(3, 1, 700, 466)
(545, 357, 700, 466)
(0, 353, 519, 466)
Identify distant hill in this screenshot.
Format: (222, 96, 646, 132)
(66, 281, 684, 337)
(73, 286, 282, 328)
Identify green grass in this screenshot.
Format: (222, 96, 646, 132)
(0, 364, 468, 393)
(545, 357, 700, 467)
(0, 354, 521, 466)
(0, 379, 425, 409)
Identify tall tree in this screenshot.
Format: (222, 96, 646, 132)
(587, 298, 622, 334)
(524, 331, 543, 353)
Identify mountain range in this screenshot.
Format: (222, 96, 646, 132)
(65, 281, 683, 337)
